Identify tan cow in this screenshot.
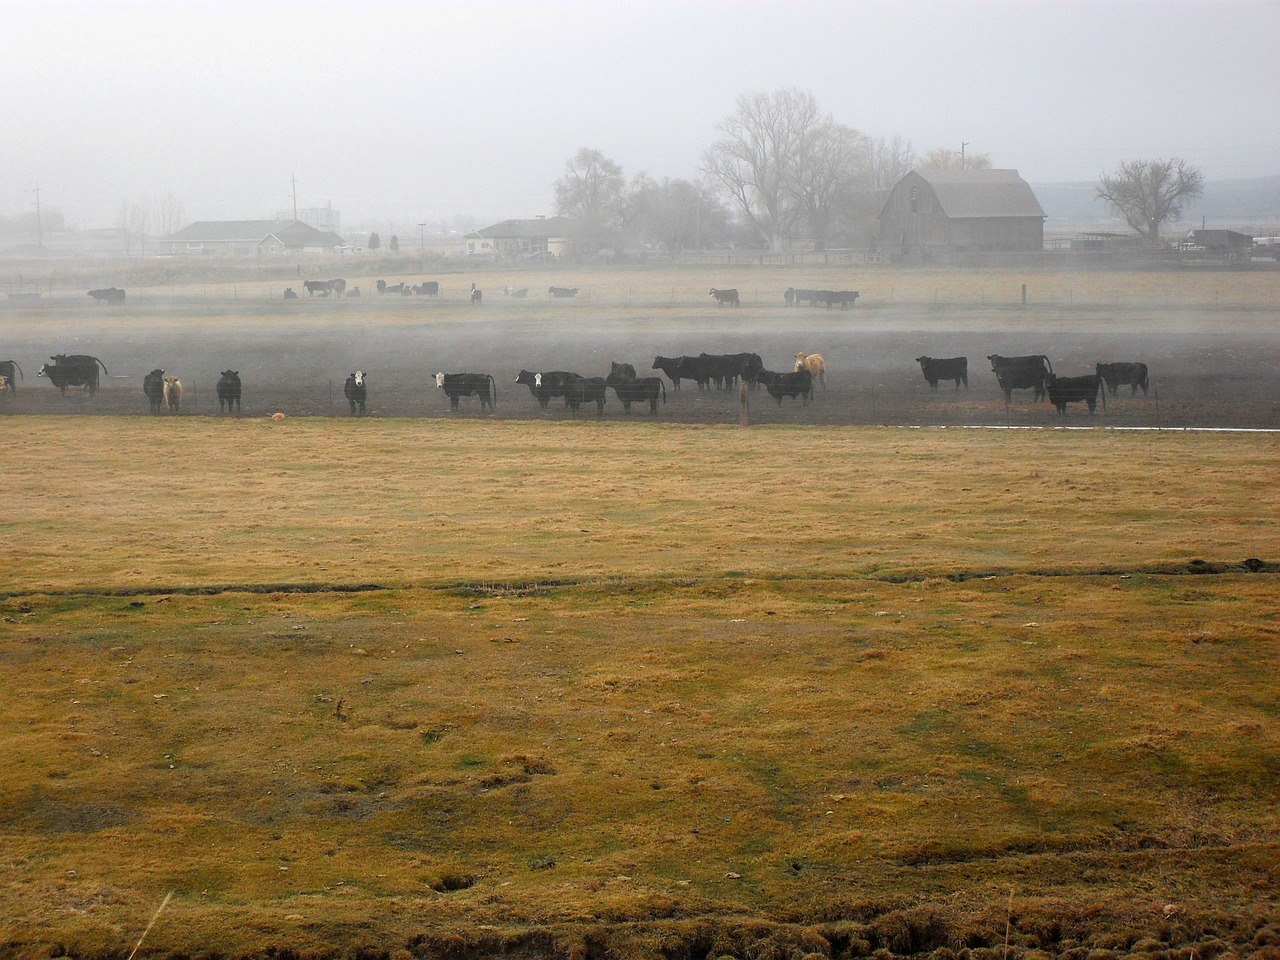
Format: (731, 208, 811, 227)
(163, 376, 184, 413)
(794, 352, 827, 390)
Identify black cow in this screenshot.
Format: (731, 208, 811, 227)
(216, 370, 242, 413)
(376, 279, 387, 295)
(470, 284, 482, 305)
(38, 355, 108, 395)
(696, 353, 754, 391)
(303, 280, 331, 296)
(344, 371, 367, 415)
(610, 361, 637, 380)
(606, 372, 665, 414)
(414, 281, 440, 296)
(790, 288, 819, 306)
(283, 287, 299, 299)
(549, 286, 578, 298)
(576, 376, 608, 414)
(1096, 362, 1150, 397)
(830, 290, 859, 308)
(1046, 374, 1105, 415)
(988, 354, 1053, 402)
(88, 287, 126, 305)
(0, 360, 22, 394)
(784, 287, 796, 307)
(652, 355, 704, 392)
(435, 372, 497, 411)
(755, 368, 813, 405)
(516, 369, 580, 411)
(916, 356, 968, 391)
(710, 288, 739, 306)
(143, 369, 165, 413)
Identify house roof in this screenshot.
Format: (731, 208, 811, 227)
(466, 217, 579, 240)
(163, 220, 345, 246)
(902, 169, 1046, 219)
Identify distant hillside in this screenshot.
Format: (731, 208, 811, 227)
(1032, 175, 1280, 236)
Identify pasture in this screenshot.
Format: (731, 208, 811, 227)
(1, 416, 1278, 960)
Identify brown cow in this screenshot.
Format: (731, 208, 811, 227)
(794, 352, 827, 390)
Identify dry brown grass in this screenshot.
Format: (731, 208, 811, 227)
(1, 419, 1277, 959)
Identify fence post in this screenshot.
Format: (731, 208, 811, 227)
(739, 380, 749, 427)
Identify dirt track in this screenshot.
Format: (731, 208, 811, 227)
(2, 295, 1277, 428)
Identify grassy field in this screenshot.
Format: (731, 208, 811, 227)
(1, 417, 1277, 959)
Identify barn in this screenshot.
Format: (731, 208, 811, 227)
(157, 220, 345, 257)
(464, 216, 579, 262)
(877, 169, 1046, 260)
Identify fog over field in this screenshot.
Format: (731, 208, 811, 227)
(1, 0, 1277, 227)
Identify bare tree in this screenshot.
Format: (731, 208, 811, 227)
(1096, 158, 1205, 245)
(863, 135, 916, 191)
(554, 147, 626, 247)
(702, 88, 824, 251)
(626, 175, 731, 254)
(153, 192, 185, 238)
(916, 147, 993, 171)
(790, 122, 869, 250)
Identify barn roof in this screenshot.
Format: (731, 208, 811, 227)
(466, 216, 579, 240)
(913, 169, 1046, 219)
(163, 220, 345, 246)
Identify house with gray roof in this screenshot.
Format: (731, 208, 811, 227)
(464, 216, 580, 261)
(156, 220, 345, 256)
(877, 169, 1046, 259)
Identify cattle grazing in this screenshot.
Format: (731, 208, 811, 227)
(987, 354, 1053, 402)
(216, 370, 242, 413)
(1046, 374, 1105, 415)
(413, 281, 440, 296)
(503, 286, 528, 298)
(344, 371, 368, 415)
(652, 355, 703, 392)
(756, 368, 813, 405)
(143, 369, 166, 413)
(710, 287, 740, 306)
(610, 361, 637, 380)
(516, 369, 580, 412)
(162, 376, 184, 414)
(605, 371, 666, 414)
(283, 287, 299, 299)
(1096, 361, 1150, 397)
(87, 287, 126, 305)
(916, 356, 968, 391)
(0, 360, 22, 394)
(549, 286, 578, 298)
(470, 283, 482, 305)
(37, 355, 109, 395)
(434, 372, 497, 412)
(794, 352, 827, 390)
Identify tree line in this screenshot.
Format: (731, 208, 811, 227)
(555, 87, 1204, 254)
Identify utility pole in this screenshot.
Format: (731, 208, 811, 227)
(418, 223, 426, 253)
(32, 181, 43, 249)
(961, 142, 969, 169)
(290, 173, 298, 221)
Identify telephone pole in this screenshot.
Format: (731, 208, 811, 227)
(960, 142, 969, 169)
(32, 181, 43, 249)
(290, 173, 298, 221)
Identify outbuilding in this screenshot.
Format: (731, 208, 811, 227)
(157, 220, 345, 256)
(877, 169, 1046, 260)
(464, 216, 579, 261)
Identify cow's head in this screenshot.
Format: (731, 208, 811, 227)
(36, 364, 49, 378)
(221, 370, 238, 378)
(351, 371, 365, 386)
(434, 372, 446, 389)
(534, 373, 542, 388)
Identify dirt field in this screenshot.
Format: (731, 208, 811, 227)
(1, 265, 1278, 428)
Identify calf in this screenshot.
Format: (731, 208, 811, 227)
(794, 352, 827, 390)
(1096, 361, 1149, 397)
(162, 376, 183, 413)
(756, 368, 813, 405)
(606, 372, 666, 414)
(216, 370, 242, 413)
(344, 371, 367, 415)
(916, 356, 968, 391)
(435, 372, 497, 411)
(988, 354, 1052, 402)
(1046, 374, 1105, 415)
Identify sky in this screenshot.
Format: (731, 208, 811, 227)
(1, 0, 1277, 230)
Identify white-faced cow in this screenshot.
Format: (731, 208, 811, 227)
(143, 369, 166, 413)
(216, 370, 242, 413)
(0, 360, 22, 394)
(435, 372, 497, 412)
(344, 371, 367, 415)
(1096, 362, 1150, 397)
(916, 356, 968, 391)
(516, 369, 581, 412)
(470, 283, 482, 305)
(988, 354, 1053, 402)
(710, 287, 740, 306)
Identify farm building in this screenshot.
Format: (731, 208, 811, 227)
(464, 216, 579, 261)
(1188, 229, 1254, 260)
(157, 220, 345, 257)
(877, 169, 1046, 260)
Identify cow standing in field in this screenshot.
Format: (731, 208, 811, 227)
(162, 376, 183, 414)
(0, 360, 22, 394)
(605, 371, 665, 414)
(470, 283, 482, 305)
(503, 286, 529, 298)
(283, 288, 298, 299)
(435, 372, 497, 412)
(794, 352, 827, 390)
(38, 355, 108, 395)
(988, 354, 1053, 402)
(1046, 374, 1105, 415)
(756, 368, 813, 405)
(516, 369, 580, 412)
(549, 286, 578, 298)
(1096, 362, 1150, 397)
(577, 376, 608, 414)
(88, 288, 126, 305)
(652, 356, 700, 392)
(216, 370, 242, 413)
(916, 356, 968, 391)
(143, 369, 166, 413)
(710, 288, 740, 306)
(609, 361, 637, 380)
(344, 371, 367, 415)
